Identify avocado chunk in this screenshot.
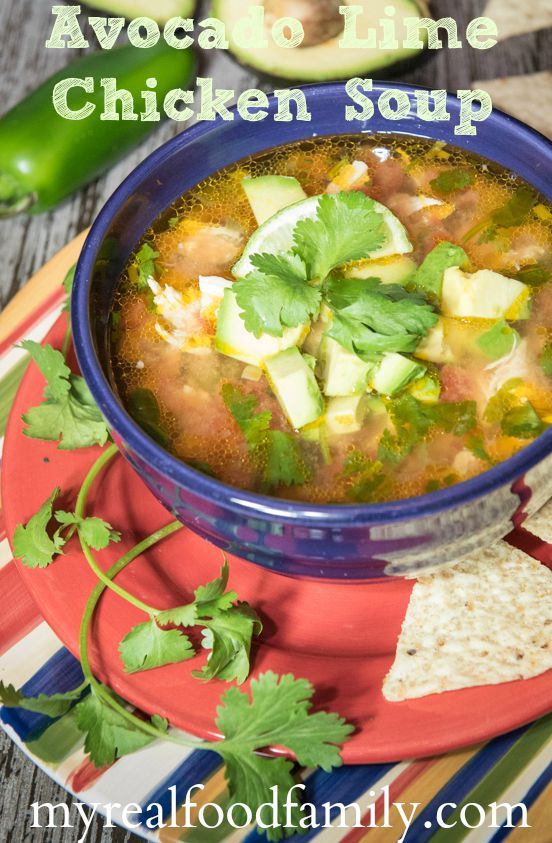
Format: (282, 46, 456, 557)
(346, 255, 417, 284)
(414, 318, 454, 364)
(216, 289, 307, 366)
(242, 176, 307, 226)
(441, 267, 530, 320)
(326, 394, 369, 435)
(371, 353, 426, 396)
(213, 0, 427, 82)
(265, 347, 324, 429)
(322, 337, 373, 397)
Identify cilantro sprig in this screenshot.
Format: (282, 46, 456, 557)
(222, 384, 310, 488)
(234, 254, 321, 338)
(233, 192, 388, 338)
(378, 394, 477, 464)
(5, 274, 353, 836)
(20, 340, 109, 450)
(463, 186, 538, 244)
(293, 191, 385, 280)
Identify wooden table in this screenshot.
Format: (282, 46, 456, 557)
(1, 0, 550, 840)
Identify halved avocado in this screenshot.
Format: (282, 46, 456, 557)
(213, 0, 428, 82)
(86, 0, 195, 24)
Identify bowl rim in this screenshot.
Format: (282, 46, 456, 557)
(73, 80, 552, 527)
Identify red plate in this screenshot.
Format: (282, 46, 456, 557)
(3, 316, 552, 763)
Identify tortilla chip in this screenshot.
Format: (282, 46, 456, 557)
(524, 498, 552, 543)
(383, 543, 552, 701)
(473, 73, 552, 140)
(484, 0, 551, 40)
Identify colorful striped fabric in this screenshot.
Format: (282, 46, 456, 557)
(0, 270, 551, 842)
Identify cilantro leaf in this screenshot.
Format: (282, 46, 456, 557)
(218, 671, 353, 769)
(74, 689, 162, 766)
(501, 402, 544, 439)
(12, 488, 65, 569)
(484, 378, 523, 424)
(466, 435, 493, 464)
(195, 603, 262, 685)
(516, 265, 549, 287)
(20, 341, 109, 450)
(134, 243, 160, 291)
(215, 672, 353, 839)
(0, 680, 85, 717)
(222, 385, 311, 488)
(378, 395, 477, 464)
(61, 265, 76, 314)
(119, 620, 194, 674)
(408, 242, 469, 299)
(151, 562, 261, 684)
(540, 343, 552, 378)
(430, 170, 473, 195)
(156, 561, 238, 627)
(326, 313, 419, 362)
(55, 512, 121, 551)
(233, 255, 321, 338)
(342, 452, 387, 502)
(492, 186, 537, 228)
(293, 192, 385, 280)
(326, 277, 437, 337)
(263, 430, 311, 488)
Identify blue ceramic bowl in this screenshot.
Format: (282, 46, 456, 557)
(73, 82, 552, 580)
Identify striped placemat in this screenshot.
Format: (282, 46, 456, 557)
(0, 240, 550, 842)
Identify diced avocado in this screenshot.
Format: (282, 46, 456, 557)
(476, 319, 520, 360)
(415, 318, 455, 364)
(265, 347, 324, 429)
(365, 396, 387, 416)
(346, 255, 417, 284)
(326, 395, 369, 435)
(321, 337, 373, 397)
(199, 275, 232, 317)
(216, 289, 307, 366)
(371, 353, 426, 396)
(242, 176, 307, 226)
(441, 267, 530, 320)
(409, 373, 441, 404)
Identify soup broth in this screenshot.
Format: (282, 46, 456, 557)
(110, 134, 552, 504)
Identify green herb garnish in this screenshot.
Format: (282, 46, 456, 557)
(292, 191, 385, 280)
(378, 395, 477, 464)
(19, 341, 109, 450)
(540, 343, 552, 378)
(233, 253, 321, 338)
(501, 402, 544, 439)
(222, 384, 310, 488)
(134, 242, 160, 290)
(430, 170, 473, 195)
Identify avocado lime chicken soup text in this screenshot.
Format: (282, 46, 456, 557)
(109, 135, 552, 504)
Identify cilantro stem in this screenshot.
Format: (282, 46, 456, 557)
(78, 520, 211, 750)
(461, 218, 489, 244)
(61, 322, 72, 359)
(74, 444, 160, 617)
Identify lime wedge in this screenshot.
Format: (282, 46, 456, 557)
(232, 194, 412, 278)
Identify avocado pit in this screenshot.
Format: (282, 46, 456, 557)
(264, 0, 344, 47)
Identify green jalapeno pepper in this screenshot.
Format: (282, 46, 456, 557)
(0, 42, 196, 216)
